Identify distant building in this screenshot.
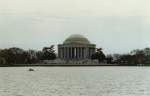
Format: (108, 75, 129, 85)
(58, 34, 96, 60)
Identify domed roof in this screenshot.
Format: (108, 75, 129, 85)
(63, 34, 90, 44)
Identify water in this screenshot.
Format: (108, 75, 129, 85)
(0, 67, 150, 96)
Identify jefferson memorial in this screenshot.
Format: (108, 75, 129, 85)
(58, 34, 96, 60)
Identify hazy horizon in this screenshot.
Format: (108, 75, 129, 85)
(0, 0, 150, 54)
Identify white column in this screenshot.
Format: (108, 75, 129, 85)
(82, 47, 84, 59)
(63, 47, 65, 59)
(58, 48, 60, 58)
(74, 47, 75, 59)
(68, 47, 71, 59)
(78, 47, 80, 59)
(76, 47, 77, 59)
(61, 48, 63, 59)
(87, 47, 89, 58)
(77, 47, 79, 59)
(65, 47, 67, 59)
(60, 48, 62, 59)
(66, 47, 68, 59)
(85, 47, 88, 58)
(61, 48, 64, 58)
(79, 47, 81, 59)
(64, 47, 66, 59)
(70, 47, 72, 59)
(59, 48, 60, 59)
(89, 48, 91, 58)
(62, 47, 63, 59)
(81, 47, 82, 58)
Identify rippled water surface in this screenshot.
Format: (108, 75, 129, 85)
(0, 67, 150, 96)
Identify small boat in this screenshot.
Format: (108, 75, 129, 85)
(28, 68, 34, 71)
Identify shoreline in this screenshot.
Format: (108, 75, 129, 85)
(0, 63, 148, 67)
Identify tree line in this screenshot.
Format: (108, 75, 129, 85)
(0, 46, 150, 66)
(0, 45, 56, 66)
(105, 48, 150, 66)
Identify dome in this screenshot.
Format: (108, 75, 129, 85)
(63, 34, 90, 44)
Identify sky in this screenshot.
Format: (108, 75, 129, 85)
(0, 0, 150, 54)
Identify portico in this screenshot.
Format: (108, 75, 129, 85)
(58, 34, 96, 60)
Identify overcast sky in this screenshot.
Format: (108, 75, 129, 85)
(0, 0, 150, 54)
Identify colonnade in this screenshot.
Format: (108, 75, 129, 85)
(58, 47, 95, 60)
(58, 47, 86, 59)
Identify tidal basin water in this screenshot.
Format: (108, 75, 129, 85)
(1, 67, 150, 96)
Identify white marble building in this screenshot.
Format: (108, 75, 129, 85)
(58, 34, 96, 60)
